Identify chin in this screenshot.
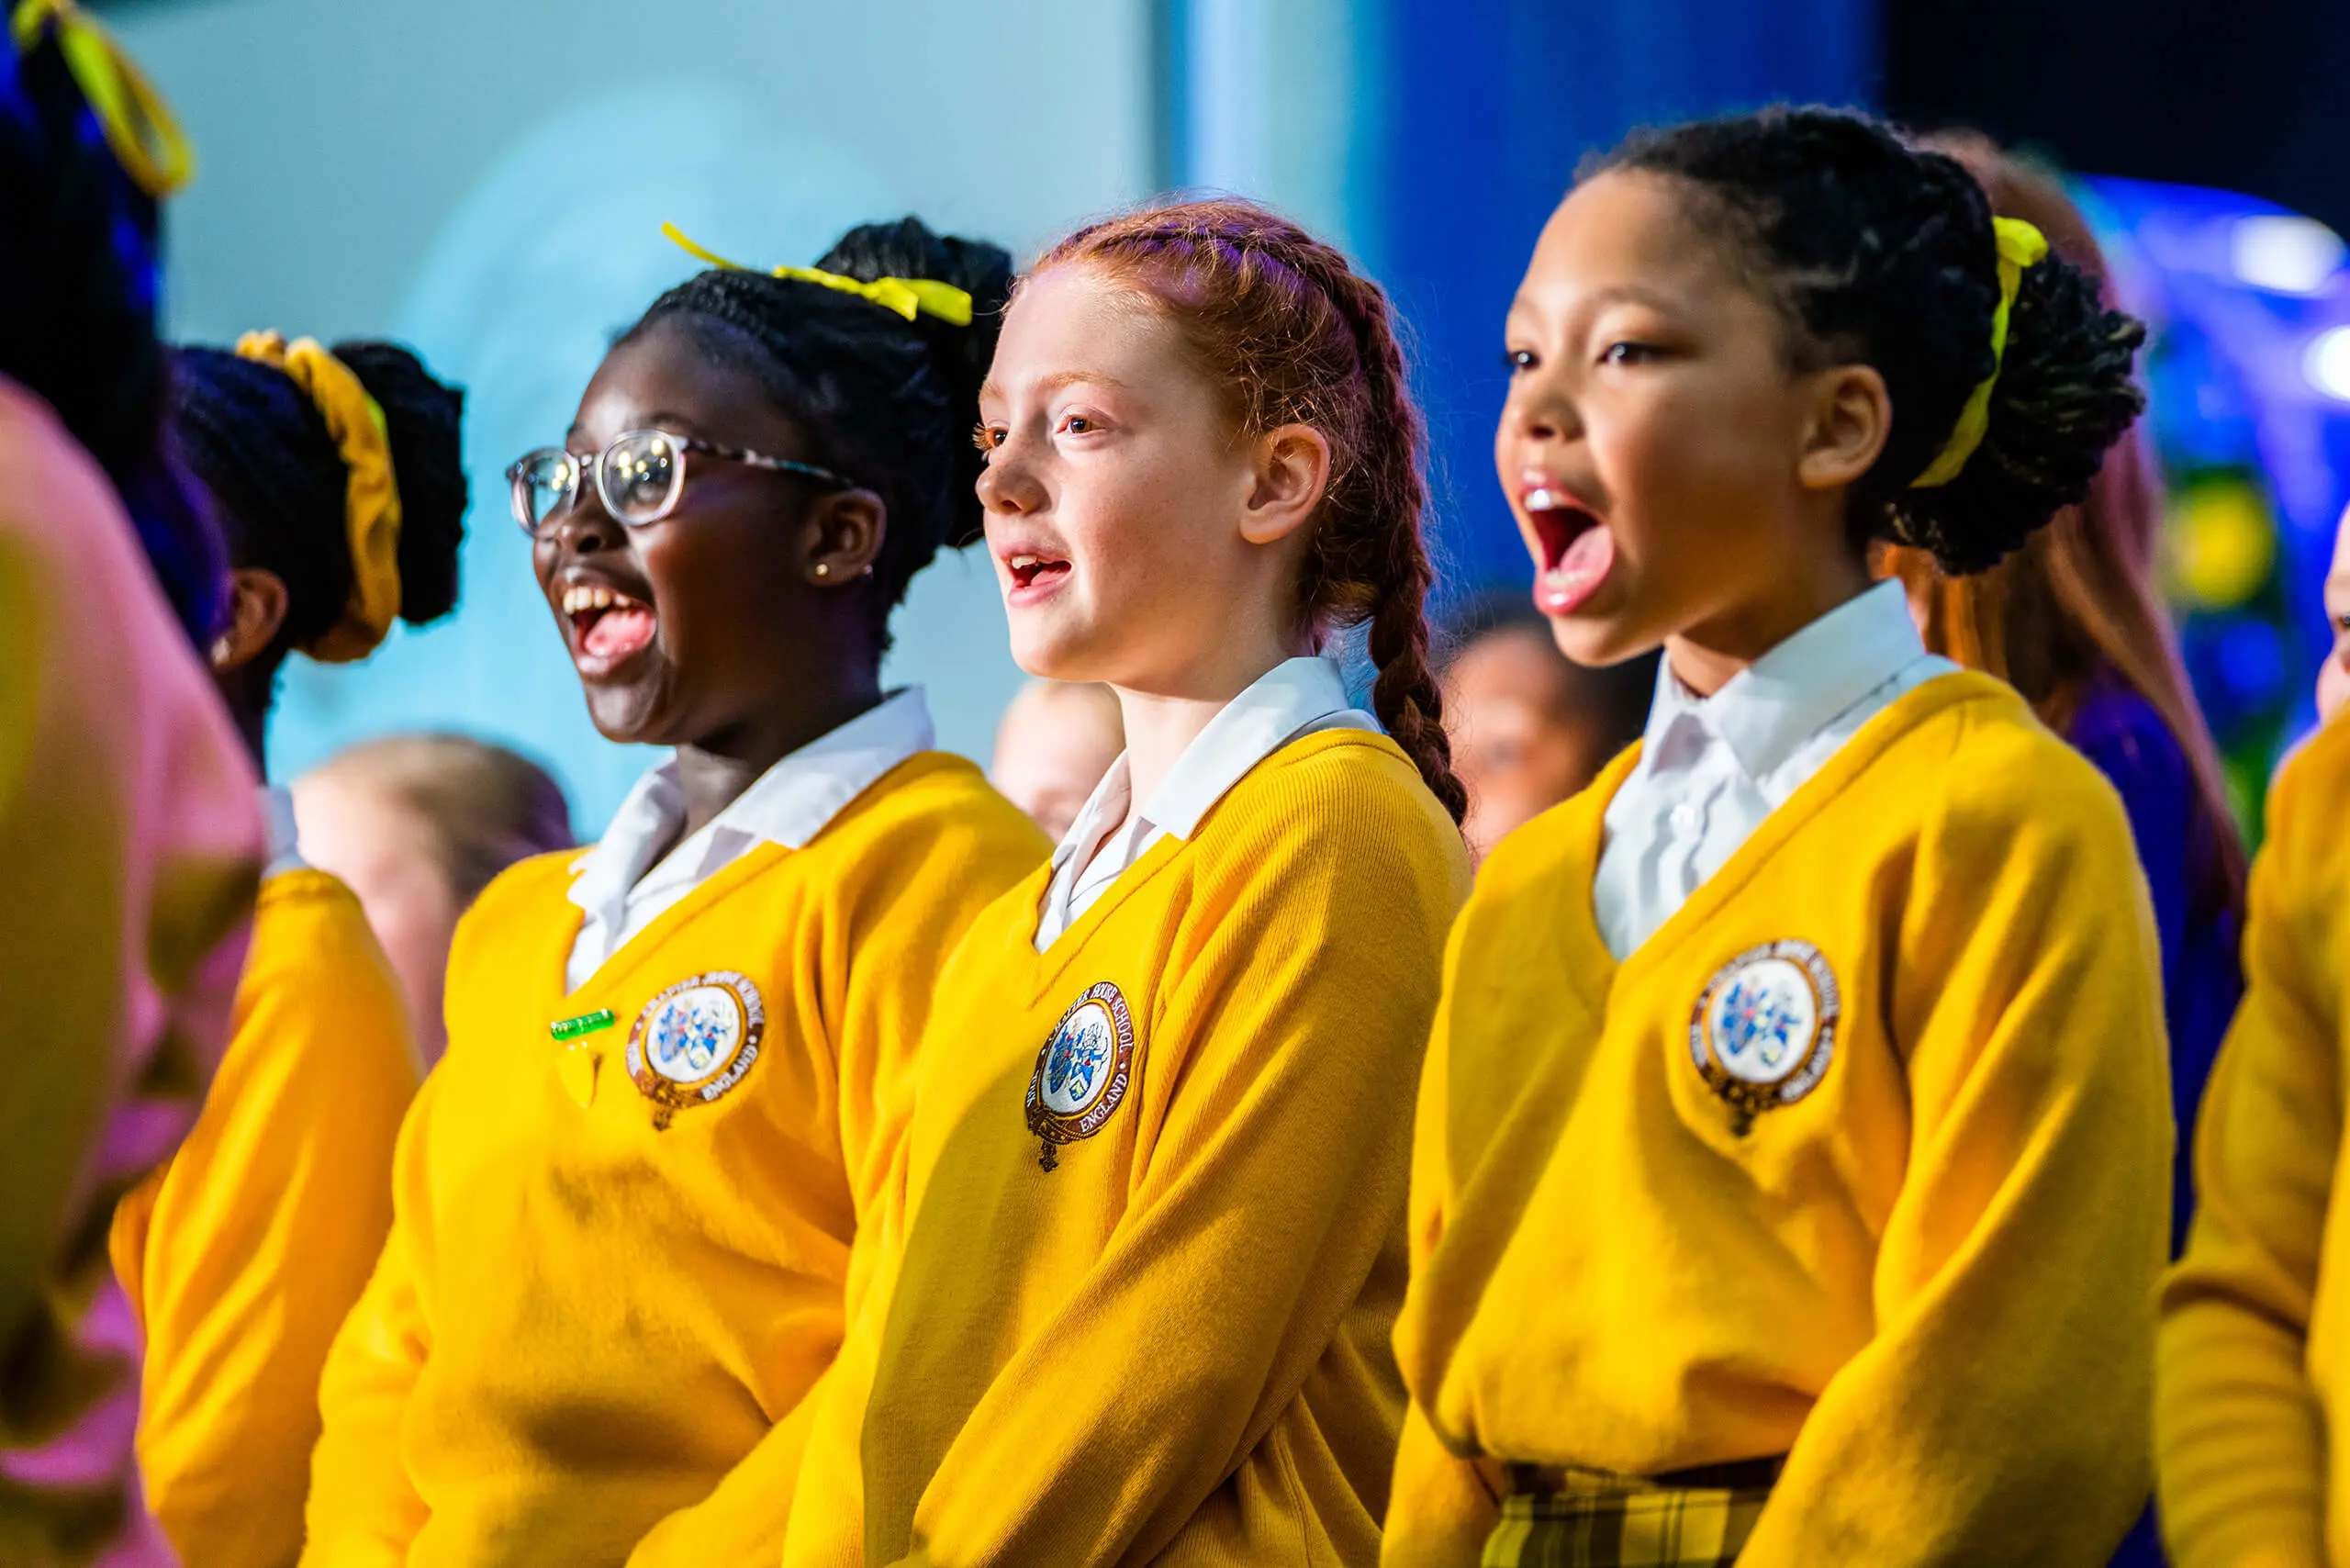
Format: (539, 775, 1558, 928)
(1542, 614, 1656, 672)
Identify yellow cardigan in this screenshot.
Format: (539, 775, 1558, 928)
(111, 867, 417, 1568)
(2156, 715, 2350, 1567)
(300, 752, 1044, 1568)
(783, 728, 1470, 1568)
(1386, 671, 2171, 1567)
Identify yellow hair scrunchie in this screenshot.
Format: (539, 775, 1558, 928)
(1912, 217, 2053, 489)
(234, 331, 403, 662)
(661, 223, 974, 327)
(9, 0, 194, 197)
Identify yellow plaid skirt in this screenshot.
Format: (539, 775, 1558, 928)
(1481, 1458, 1785, 1568)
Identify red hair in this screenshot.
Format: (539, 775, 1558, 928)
(1032, 199, 1467, 822)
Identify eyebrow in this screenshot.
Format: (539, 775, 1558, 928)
(977, 370, 1135, 404)
(565, 409, 706, 446)
(1508, 283, 1684, 320)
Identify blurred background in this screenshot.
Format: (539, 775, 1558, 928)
(107, 0, 2350, 838)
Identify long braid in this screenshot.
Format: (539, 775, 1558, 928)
(1037, 201, 1467, 822)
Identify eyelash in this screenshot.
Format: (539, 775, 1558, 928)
(972, 423, 1003, 454)
(1505, 348, 1537, 375)
(1602, 342, 1655, 365)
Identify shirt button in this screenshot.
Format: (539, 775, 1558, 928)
(1670, 803, 1699, 834)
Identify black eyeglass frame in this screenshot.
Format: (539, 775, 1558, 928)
(505, 429, 853, 536)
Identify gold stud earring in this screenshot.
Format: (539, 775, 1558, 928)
(209, 635, 232, 667)
(815, 562, 831, 578)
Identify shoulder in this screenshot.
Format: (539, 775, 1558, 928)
(822, 750, 1051, 879)
(455, 847, 587, 942)
(1197, 728, 1468, 890)
(1895, 674, 2142, 886)
(2266, 717, 2350, 894)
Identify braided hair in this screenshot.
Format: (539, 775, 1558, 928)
(171, 342, 466, 670)
(1592, 106, 2147, 575)
(0, 18, 222, 644)
(622, 218, 1014, 651)
(1033, 199, 1468, 823)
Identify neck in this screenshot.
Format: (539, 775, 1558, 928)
(671, 676, 884, 840)
(1662, 552, 1874, 699)
(1110, 627, 1311, 817)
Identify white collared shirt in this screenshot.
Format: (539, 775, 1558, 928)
(263, 784, 306, 879)
(1034, 655, 1376, 951)
(1593, 580, 1957, 960)
(565, 688, 934, 990)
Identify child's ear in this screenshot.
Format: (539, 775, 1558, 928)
(804, 487, 888, 587)
(1240, 423, 1333, 546)
(210, 567, 290, 671)
(1797, 364, 1893, 492)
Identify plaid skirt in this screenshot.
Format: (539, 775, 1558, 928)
(1480, 1457, 1785, 1568)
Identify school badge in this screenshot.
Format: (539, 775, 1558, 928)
(1688, 939, 1839, 1134)
(1025, 981, 1136, 1171)
(625, 971, 765, 1130)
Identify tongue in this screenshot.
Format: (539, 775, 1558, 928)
(584, 605, 655, 660)
(1558, 523, 1614, 578)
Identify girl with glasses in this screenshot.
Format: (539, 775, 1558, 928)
(303, 218, 1048, 1567)
(107, 335, 464, 1568)
(782, 198, 1472, 1568)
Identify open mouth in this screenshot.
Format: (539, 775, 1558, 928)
(1005, 552, 1072, 599)
(560, 582, 657, 672)
(1526, 487, 1616, 617)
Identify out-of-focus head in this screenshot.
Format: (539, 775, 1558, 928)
(990, 678, 1125, 841)
(295, 734, 573, 1065)
(2322, 500, 2350, 724)
(0, 4, 222, 644)
(1442, 599, 1657, 863)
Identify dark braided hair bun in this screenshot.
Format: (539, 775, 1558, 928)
(1598, 106, 2147, 575)
(626, 217, 1014, 644)
(170, 340, 466, 657)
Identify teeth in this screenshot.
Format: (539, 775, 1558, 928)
(1010, 554, 1038, 571)
(562, 585, 635, 615)
(1545, 566, 1592, 589)
(1526, 487, 1561, 511)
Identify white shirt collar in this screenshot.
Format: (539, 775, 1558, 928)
(570, 687, 934, 914)
(1640, 579, 1928, 783)
(1047, 655, 1368, 870)
(263, 784, 306, 879)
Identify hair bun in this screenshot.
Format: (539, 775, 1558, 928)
(1890, 251, 2147, 576)
(331, 341, 467, 625)
(815, 218, 1013, 544)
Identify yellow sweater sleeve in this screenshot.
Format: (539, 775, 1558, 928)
(1731, 742, 2172, 1565)
(2156, 730, 2347, 1568)
(623, 800, 1047, 1568)
(112, 871, 418, 1568)
(887, 785, 1465, 1567)
(302, 1067, 443, 1566)
(1383, 925, 1503, 1566)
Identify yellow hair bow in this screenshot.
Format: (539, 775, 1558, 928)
(10, 0, 194, 197)
(234, 331, 404, 662)
(1912, 217, 2052, 489)
(661, 223, 973, 327)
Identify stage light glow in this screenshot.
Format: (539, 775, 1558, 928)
(2303, 325, 2350, 402)
(2232, 215, 2345, 297)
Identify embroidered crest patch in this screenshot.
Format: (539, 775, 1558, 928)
(625, 970, 766, 1130)
(1025, 981, 1136, 1170)
(1687, 939, 1839, 1134)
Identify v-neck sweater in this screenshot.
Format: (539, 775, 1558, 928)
(783, 727, 1471, 1568)
(302, 751, 1046, 1568)
(1384, 671, 2172, 1568)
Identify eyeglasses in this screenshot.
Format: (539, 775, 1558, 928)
(506, 429, 852, 536)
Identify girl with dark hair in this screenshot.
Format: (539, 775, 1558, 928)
(0, 6, 262, 1562)
(302, 218, 1046, 1566)
(1387, 107, 2167, 1566)
(783, 199, 1472, 1568)
(107, 334, 467, 1568)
